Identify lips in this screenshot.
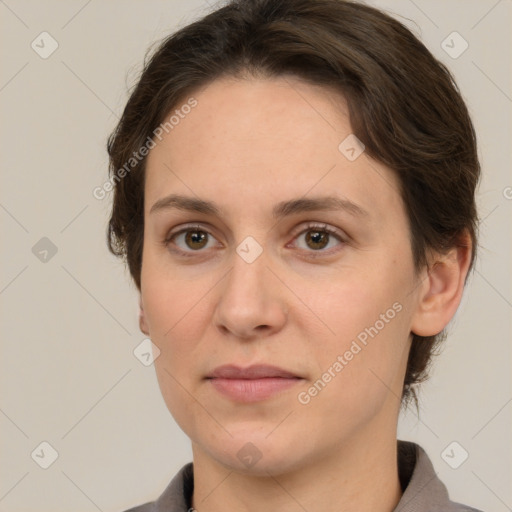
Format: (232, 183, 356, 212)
(206, 364, 303, 402)
(208, 364, 299, 379)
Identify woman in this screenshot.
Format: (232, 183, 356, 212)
(107, 0, 482, 510)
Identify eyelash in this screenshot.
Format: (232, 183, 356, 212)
(163, 222, 346, 259)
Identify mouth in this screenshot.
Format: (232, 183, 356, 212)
(206, 364, 303, 403)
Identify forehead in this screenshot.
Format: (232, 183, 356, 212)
(144, 76, 403, 225)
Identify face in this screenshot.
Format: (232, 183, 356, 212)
(140, 75, 424, 475)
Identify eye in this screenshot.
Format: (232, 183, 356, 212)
(164, 222, 346, 258)
(164, 224, 219, 256)
(291, 223, 345, 255)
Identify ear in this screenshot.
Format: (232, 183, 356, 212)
(411, 233, 473, 337)
(139, 296, 150, 336)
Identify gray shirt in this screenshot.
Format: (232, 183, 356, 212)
(123, 440, 483, 512)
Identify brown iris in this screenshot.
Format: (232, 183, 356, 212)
(305, 230, 329, 250)
(185, 230, 208, 250)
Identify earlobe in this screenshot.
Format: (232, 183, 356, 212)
(139, 296, 150, 336)
(411, 235, 472, 337)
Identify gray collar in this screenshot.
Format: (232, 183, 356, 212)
(126, 441, 482, 512)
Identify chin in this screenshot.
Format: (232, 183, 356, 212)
(197, 428, 315, 477)
(219, 448, 305, 477)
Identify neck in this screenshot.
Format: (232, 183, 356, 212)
(191, 425, 403, 512)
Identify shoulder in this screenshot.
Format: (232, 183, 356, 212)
(396, 440, 484, 512)
(120, 463, 194, 512)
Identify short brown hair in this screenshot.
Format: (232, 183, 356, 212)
(106, 0, 480, 408)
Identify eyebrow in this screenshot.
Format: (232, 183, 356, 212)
(149, 194, 369, 219)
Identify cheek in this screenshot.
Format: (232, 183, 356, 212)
(143, 284, 209, 369)
(141, 248, 207, 339)
(140, 267, 207, 417)
(302, 264, 409, 343)
(296, 309, 411, 436)
(297, 260, 413, 394)
(145, 274, 210, 437)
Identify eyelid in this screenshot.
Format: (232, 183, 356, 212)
(289, 221, 346, 241)
(164, 223, 215, 243)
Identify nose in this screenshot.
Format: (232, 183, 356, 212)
(213, 246, 288, 340)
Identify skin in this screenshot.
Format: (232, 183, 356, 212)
(139, 75, 471, 512)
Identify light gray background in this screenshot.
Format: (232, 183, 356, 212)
(1, 1, 510, 511)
